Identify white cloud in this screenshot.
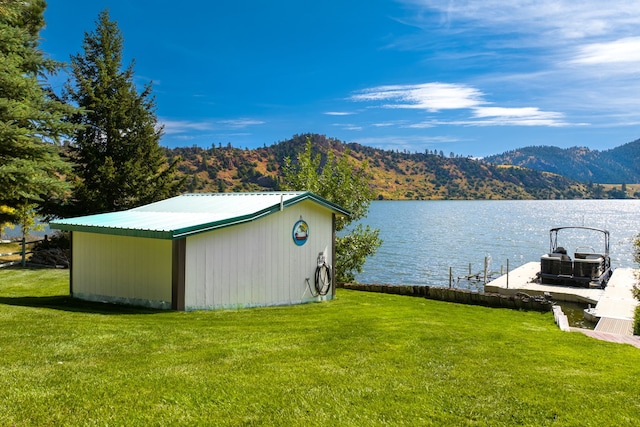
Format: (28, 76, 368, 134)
(332, 122, 363, 131)
(406, 108, 570, 127)
(405, 122, 435, 129)
(373, 121, 409, 127)
(219, 119, 265, 128)
(571, 37, 640, 65)
(351, 83, 485, 111)
(404, 0, 640, 41)
(356, 134, 463, 152)
(160, 117, 264, 136)
(161, 119, 215, 135)
(470, 107, 568, 126)
(324, 111, 355, 116)
(351, 82, 567, 127)
(473, 107, 565, 123)
(343, 2, 640, 136)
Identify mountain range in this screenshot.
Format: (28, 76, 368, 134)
(484, 139, 640, 184)
(165, 134, 640, 200)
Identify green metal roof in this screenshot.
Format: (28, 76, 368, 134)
(49, 192, 350, 240)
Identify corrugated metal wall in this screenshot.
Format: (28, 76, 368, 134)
(72, 232, 173, 308)
(184, 200, 333, 309)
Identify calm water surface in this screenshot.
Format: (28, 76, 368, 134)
(355, 200, 640, 287)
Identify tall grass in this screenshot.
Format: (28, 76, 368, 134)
(1, 267, 639, 426)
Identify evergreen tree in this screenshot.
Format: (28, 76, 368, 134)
(282, 137, 381, 283)
(64, 10, 181, 215)
(0, 0, 76, 224)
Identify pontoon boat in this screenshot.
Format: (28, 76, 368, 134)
(539, 226, 612, 288)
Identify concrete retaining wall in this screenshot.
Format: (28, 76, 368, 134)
(340, 283, 553, 312)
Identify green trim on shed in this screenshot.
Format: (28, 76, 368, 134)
(52, 223, 174, 240)
(50, 192, 349, 240)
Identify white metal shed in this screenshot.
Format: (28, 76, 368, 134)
(50, 192, 349, 311)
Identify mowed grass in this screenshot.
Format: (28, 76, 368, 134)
(1, 268, 640, 426)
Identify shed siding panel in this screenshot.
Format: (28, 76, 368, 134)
(72, 232, 172, 307)
(184, 200, 334, 310)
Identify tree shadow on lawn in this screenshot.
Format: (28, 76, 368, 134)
(0, 295, 164, 315)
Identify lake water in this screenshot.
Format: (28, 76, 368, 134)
(354, 200, 640, 288)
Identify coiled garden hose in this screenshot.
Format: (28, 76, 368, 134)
(314, 262, 332, 296)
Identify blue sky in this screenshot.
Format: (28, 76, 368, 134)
(41, 1, 640, 157)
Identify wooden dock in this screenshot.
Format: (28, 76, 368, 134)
(486, 262, 639, 339)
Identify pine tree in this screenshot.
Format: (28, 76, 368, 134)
(0, 0, 76, 225)
(64, 10, 181, 215)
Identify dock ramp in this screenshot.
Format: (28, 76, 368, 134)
(590, 268, 638, 335)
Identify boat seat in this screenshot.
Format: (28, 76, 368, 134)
(573, 257, 603, 278)
(559, 259, 573, 275)
(545, 253, 562, 258)
(541, 254, 563, 275)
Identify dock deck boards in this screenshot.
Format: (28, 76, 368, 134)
(485, 262, 604, 304)
(594, 317, 634, 335)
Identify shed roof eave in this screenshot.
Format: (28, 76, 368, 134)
(50, 223, 174, 240)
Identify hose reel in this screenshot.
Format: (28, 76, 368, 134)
(314, 253, 332, 296)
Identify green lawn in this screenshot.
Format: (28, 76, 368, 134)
(1, 268, 639, 426)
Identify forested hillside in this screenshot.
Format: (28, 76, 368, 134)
(484, 139, 640, 184)
(165, 134, 636, 200)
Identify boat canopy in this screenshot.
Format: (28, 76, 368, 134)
(549, 226, 609, 256)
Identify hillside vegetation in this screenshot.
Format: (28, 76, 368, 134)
(484, 138, 640, 185)
(165, 134, 635, 200)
